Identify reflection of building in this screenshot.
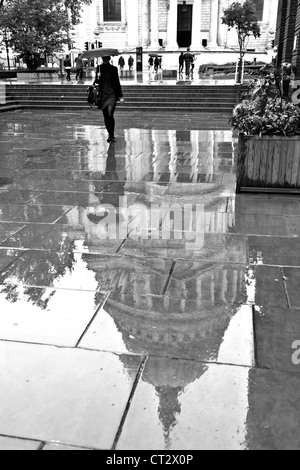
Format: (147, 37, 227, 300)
(105, 295, 253, 449)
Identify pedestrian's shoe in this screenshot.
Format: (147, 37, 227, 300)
(107, 136, 116, 143)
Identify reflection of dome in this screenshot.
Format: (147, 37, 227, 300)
(143, 356, 207, 388)
(104, 293, 233, 361)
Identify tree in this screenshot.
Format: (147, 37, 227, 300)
(0, 0, 92, 69)
(222, 0, 261, 84)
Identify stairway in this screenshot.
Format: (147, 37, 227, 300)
(5, 84, 241, 113)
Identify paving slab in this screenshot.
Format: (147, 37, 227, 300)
(0, 285, 104, 346)
(249, 236, 300, 266)
(235, 195, 300, 216)
(0, 436, 41, 450)
(254, 306, 300, 373)
(0, 249, 25, 273)
(0, 204, 73, 224)
(282, 267, 300, 308)
(0, 341, 142, 449)
(0, 190, 39, 204)
(117, 359, 300, 450)
(0, 223, 25, 243)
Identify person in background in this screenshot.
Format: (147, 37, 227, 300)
(128, 55, 134, 72)
(64, 55, 72, 82)
(95, 56, 124, 143)
(75, 54, 84, 81)
(184, 47, 194, 78)
(154, 56, 160, 72)
(148, 56, 154, 70)
(179, 52, 184, 75)
(118, 56, 125, 73)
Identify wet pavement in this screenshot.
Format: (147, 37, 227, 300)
(1, 109, 300, 450)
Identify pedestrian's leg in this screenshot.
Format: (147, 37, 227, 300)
(106, 105, 116, 141)
(102, 106, 116, 142)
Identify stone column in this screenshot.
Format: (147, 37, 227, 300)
(150, 0, 160, 49)
(217, 0, 224, 46)
(191, 0, 202, 51)
(127, 0, 139, 47)
(166, 0, 178, 50)
(98, 0, 103, 23)
(209, 0, 219, 47)
(121, 0, 126, 23)
(142, 0, 150, 46)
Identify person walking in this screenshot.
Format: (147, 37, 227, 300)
(64, 55, 72, 82)
(75, 54, 84, 81)
(128, 55, 134, 72)
(179, 52, 184, 75)
(184, 47, 194, 78)
(95, 56, 124, 143)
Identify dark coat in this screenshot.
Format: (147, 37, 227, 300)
(97, 63, 123, 99)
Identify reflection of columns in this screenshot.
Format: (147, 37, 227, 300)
(127, 0, 139, 47)
(169, 130, 178, 181)
(142, 0, 150, 46)
(209, 0, 219, 47)
(166, 0, 178, 50)
(191, 0, 202, 51)
(150, 0, 160, 49)
(190, 130, 199, 182)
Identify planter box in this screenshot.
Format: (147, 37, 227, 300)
(0, 72, 17, 80)
(17, 70, 59, 81)
(236, 134, 300, 194)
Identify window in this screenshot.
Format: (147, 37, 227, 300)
(294, 35, 298, 52)
(252, 0, 264, 21)
(103, 0, 121, 22)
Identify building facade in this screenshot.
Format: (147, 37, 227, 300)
(275, 0, 300, 76)
(74, 0, 278, 61)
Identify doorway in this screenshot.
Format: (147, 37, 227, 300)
(177, 4, 193, 48)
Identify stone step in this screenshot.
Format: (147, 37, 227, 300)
(7, 85, 240, 93)
(4, 84, 240, 113)
(7, 89, 238, 97)
(0, 102, 23, 112)
(15, 103, 233, 113)
(10, 96, 236, 105)
(16, 98, 234, 107)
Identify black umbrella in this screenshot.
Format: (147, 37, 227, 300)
(81, 48, 120, 59)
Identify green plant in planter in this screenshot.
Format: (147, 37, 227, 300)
(230, 64, 300, 136)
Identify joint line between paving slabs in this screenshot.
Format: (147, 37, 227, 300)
(280, 267, 291, 308)
(112, 356, 148, 451)
(0, 248, 27, 275)
(75, 291, 111, 348)
(252, 304, 258, 368)
(162, 260, 176, 296)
